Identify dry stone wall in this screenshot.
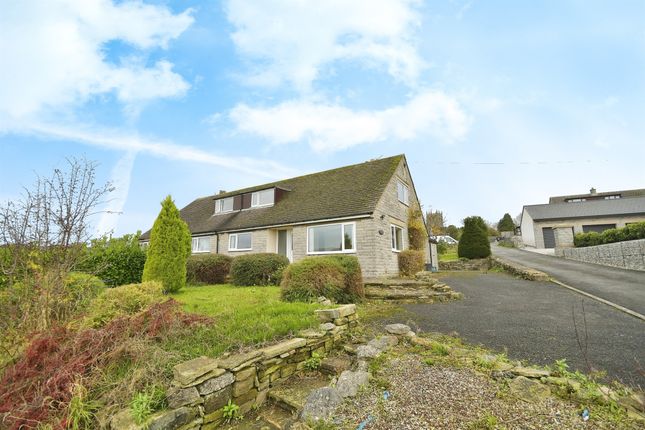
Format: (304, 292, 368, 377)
(110, 305, 358, 430)
(555, 239, 645, 271)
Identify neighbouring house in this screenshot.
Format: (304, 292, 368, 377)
(520, 187, 645, 249)
(140, 155, 430, 277)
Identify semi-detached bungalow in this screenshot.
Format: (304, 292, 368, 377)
(140, 154, 431, 277)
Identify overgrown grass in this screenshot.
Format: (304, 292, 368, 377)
(167, 284, 322, 358)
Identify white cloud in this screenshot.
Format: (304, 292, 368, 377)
(230, 90, 470, 152)
(225, 0, 425, 92)
(0, 0, 194, 120)
(22, 121, 298, 179)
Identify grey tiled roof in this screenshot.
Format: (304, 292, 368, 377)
(524, 196, 645, 221)
(549, 188, 645, 203)
(140, 155, 403, 239)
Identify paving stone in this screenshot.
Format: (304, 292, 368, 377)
(300, 387, 343, 422)
(511, 367, 551, 379)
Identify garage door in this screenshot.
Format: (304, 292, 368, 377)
(582, 224, 616, 233)
(542, 227, 555, 248)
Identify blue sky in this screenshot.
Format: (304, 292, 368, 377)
(1, 0, 644, 235)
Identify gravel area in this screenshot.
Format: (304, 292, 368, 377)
(335, 355, 625, 429)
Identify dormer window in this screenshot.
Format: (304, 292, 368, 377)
(215, 197, 234, 214)
(251, 189, 274, 208)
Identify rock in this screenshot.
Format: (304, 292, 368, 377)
(147, 406, 198, 430)
(356, 360, 369, 372)
(315, 308, 341, 322)
(217, 350, 263, 371)
(261, 338, 307, 359)
(299, 329, 326, 339)
(110, 409, 141, 430)
(509, 376, 551, 402)
(320, 356, 352, 375)
(166, 386, 202, 409)
(367, 336, 398, 352)
(300, 387, 343, 422)
(511, 367, 551, 379)
(385, 323, 411, 335)
(356, 345, 380, 359)
(173, 357, 221, 387)
(196, 372, 235, 396)
(317, 296, 332, 306)
(235, 366, 256, 381)
(319, 322, 336, 331)
(619, 391, 645, 413)
(337, 304, 356, 317)
(336, 370, 370, 398)
(233, 375, 255, 397)
(203, 385, 233, 413)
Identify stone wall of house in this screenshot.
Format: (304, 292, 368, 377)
(110, 305, 359, 430)
(555, 239, 645, 271)
(214, 230, 269, 257)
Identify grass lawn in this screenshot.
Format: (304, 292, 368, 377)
(439, 245, 459, 262)
(167, 284, 323, 358)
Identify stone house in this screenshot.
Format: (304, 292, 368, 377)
(140, 155, 430, 277)
(520, 188, 645, 249)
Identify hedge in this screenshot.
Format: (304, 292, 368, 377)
(186, 254, 232, 285)
(398, 250, 425, 276)
(78, 233, 147, 287)
(230, 253, 290, 286)
(574, 221, 645, 248)
(281, 255, 364, 304)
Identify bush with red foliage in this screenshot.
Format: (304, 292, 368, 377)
(0, 299, 210, 430)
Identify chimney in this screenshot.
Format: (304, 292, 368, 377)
(589, 187, 597, 195)
(218, 189, 226, 195)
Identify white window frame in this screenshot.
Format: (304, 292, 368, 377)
(397, 180, 409, 205)
(306, 222, 356, 255)
(215, 197, 234, 214)
(391, 225, 404, 252)
(228, 232, 252, 251)
(192, 236, 211, 253)
(251, 189, 275, 208)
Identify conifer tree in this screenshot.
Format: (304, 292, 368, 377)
(458, 216, 491, 259)
(497, 213, 515, 232)
(142, 195, 191, 293)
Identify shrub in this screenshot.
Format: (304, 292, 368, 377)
(230, 253, 290, 286)
(330, 255, 364, 299)
(142, 196, 192, 293)
(0, 300, 210, 430)
(186, 254, 232, 285)
(574, 222, 645, 247)
(281, 256, 364, 303)
(398, 250, 425, 276)
(458, 216, 491, 259)
(78, 233, 147, 287)
(436, 241, 449, 255)
(408, 208, 427, 251)
(85, 281, 164, 328)
(65, 272, 106, 309)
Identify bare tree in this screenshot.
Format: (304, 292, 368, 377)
(0, 157, 113, 283)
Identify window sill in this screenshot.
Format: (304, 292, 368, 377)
(391, 249, 402, 253)
(192, 250, 211, 254)
(229, 248, 252, 252)
(307, 250, 356, 255)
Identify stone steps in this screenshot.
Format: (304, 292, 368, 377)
(267, 374, 330, 415)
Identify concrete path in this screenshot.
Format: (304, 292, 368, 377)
(389, 272, 645, 387)
(493, 244, 645, 316)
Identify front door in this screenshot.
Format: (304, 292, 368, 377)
(277, 229, 293, 262)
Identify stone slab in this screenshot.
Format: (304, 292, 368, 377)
(260, 338, 307, 359)
(173, 357, 220, 387)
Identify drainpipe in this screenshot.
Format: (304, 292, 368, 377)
(215, 232, 219, 254)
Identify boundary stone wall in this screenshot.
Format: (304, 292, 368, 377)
(110, 305, 358, 430)
(555, 239, 645, 271)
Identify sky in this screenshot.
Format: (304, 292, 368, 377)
(1, 0, 644, 235)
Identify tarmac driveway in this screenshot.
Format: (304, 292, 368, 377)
(392, 272, 645, 388)
(493, 245, 645, 316)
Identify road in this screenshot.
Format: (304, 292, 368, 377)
(493, 245, 645, 316)
(384, 272, 645, 387)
